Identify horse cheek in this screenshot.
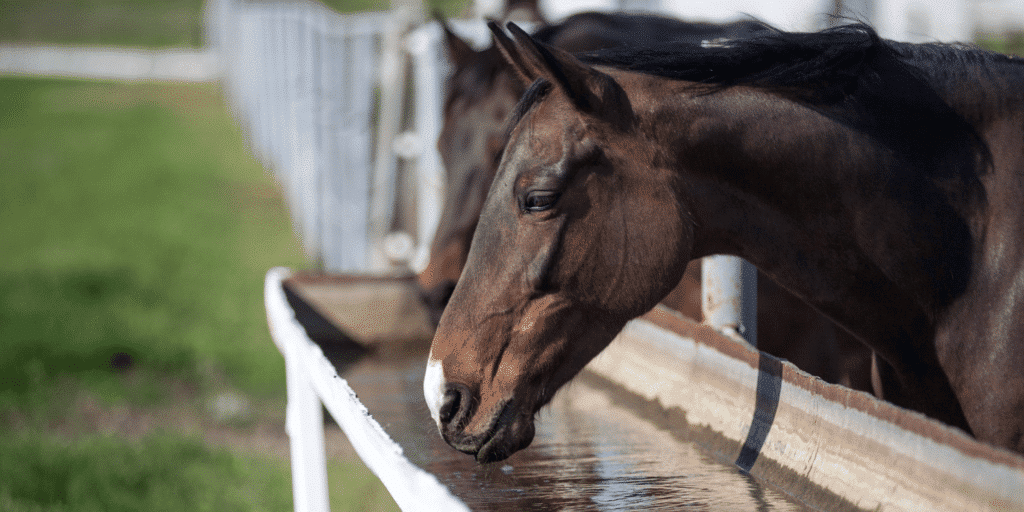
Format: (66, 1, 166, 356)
(625, 194, 691, 315)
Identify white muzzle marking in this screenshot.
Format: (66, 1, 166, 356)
(423, 356, 446, 429)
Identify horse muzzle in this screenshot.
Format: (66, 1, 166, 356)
(438, 387, 536, 463)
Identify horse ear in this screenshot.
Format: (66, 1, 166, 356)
(505, 22, 630, 121)
(436, 12, 474, 67)
(488, 20, 543, 85)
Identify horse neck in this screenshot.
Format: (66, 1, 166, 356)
(637, 80, 953, 358)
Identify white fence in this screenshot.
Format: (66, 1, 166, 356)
(206, 0, 450, 274)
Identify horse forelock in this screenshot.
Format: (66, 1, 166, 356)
(503, 78, 553, 142)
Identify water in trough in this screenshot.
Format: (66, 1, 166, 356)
(324, 345, 813, 511)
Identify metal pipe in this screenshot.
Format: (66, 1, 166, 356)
(701, 255, 758, 346)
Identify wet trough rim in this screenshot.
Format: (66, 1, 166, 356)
(639, 305, 1024, 471)
(287, 270, 1024, 471)
(287, 270, 418, 286)
(573, 369, 853, 512)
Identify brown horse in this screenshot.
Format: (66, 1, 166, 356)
(425, 21, 1024, 463)
(420, 12, 872, 389)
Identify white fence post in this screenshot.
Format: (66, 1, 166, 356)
(321, 13, 380, 272)
(702, 255, 758, 346)
(283, 342, 330, 512)
(213, 1, 401, 274)
(406, 23, 447, 273)
(368, 9, 415, 272)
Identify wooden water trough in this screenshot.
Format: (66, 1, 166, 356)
(265, 268, 1024, 511)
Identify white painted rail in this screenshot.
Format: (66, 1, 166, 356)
(264, 267, 469, 512)
(0, 44, 219, 82)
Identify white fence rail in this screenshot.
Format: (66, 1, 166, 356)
(264, 268, 470, 512)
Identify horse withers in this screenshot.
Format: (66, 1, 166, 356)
(426, 21, 1024, 462)
(421, 12, 872, 391)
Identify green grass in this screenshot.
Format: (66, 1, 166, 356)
(977, 31, 1024, 57)
(0, 0, 471, 48)
(0, 77, 399, 511)
(0, 78, 304, 403)
(0, 430, 398, 512)
(0, 432, 293, 512)
(0, 0, 208, 47)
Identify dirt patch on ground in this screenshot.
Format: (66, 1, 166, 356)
(15, 373, 360, 463)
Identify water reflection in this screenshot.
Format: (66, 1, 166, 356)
(326, 347, 809, 511)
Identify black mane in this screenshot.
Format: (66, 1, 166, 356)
(580, 22, 1024, 183)
(581, 23, 876, 89)
(448, 12, 770, 113)
(532, 12, 767, 52)
(579, 23, 1022, 104)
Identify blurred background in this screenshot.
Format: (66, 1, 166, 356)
(0, 0, 1021, 511)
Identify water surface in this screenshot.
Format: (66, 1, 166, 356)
(325, 345, 812, 511)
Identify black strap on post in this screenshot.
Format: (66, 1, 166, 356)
(736, 352, 784, 473)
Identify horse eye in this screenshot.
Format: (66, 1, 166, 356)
(523, 191, 560, 212)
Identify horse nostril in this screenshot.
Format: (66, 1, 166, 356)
(439, 383, 473, 430)
(439, 389, 459, 424)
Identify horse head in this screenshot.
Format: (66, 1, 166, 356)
(424, 22, 693, 462)
(416, 11, 755, 323)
